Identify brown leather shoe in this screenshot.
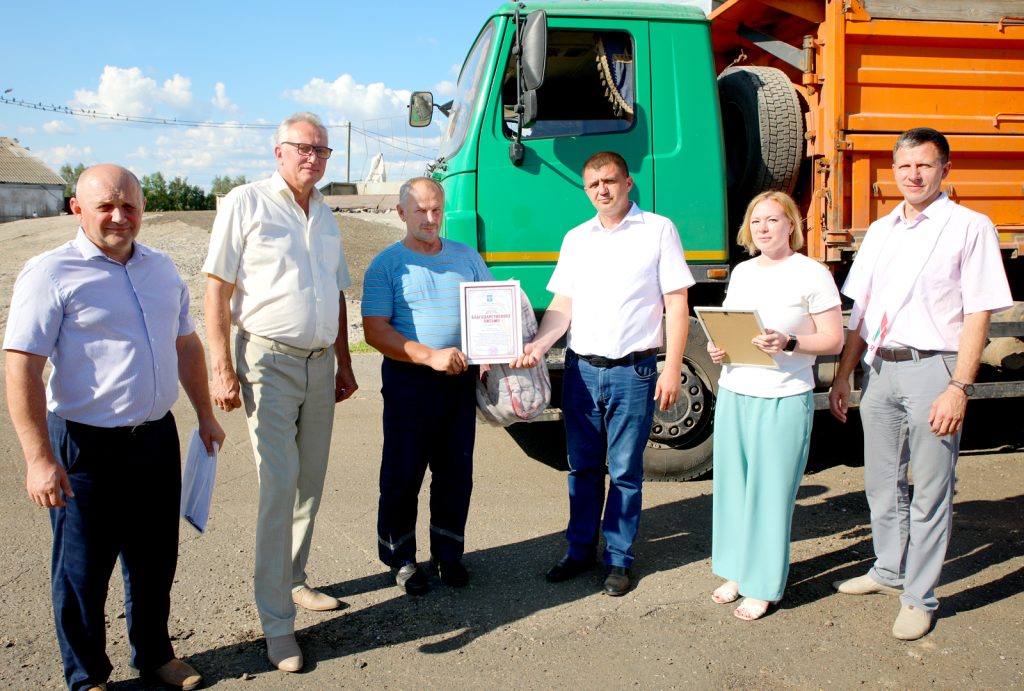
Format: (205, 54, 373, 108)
(152, 658, 202, 690)
(292, 585, 343, 611)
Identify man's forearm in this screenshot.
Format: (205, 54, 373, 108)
(951, 311, 991, 384)
(335, 292, 353, 367)
(5, 352, 55, 465)
(532, 294, 573, 353)
(836, 327, 868, 380)
(662, 290, 689, 374)
(204, 277, 235, 374)
(177, 333, 216, 421)
(363, 316, 433, 364)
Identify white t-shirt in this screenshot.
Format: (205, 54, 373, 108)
(547, 203, 696, 359)
(717, 253, 840, 397)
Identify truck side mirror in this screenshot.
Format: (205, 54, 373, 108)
(409, 92, 434, 128)
(521, 11, 548, 91)
(522, 89, 537, 126)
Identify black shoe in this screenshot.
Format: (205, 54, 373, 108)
(432, 559, 469, 587)
(545, 555, 595, 583)
(395, 563, 430, 595)
(603, 566, 631, 596)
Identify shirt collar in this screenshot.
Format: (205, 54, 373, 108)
(74, 227, 147, 263)
(588, 201, 642, 232)
(270, 171, 324, 204)
(890, 192, 952, 229)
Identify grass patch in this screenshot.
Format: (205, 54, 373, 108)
(350, 340, 377, 354)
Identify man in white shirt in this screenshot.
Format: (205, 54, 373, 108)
(514, 151, 694, 596)
(828, 128, 1012, 640)
(203, 112, 357, 673)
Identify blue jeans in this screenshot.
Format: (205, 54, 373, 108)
(377, 358, 477, 567)
(47, 412, 181, 691)
(561, 350, 657, 568)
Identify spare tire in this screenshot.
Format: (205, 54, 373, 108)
(718, 66, 804, 209)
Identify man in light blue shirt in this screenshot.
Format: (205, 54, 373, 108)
(363, 176, 492, 595)
(4, 164, 223, 691)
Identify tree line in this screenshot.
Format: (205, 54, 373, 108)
(60, 163, 247, 212)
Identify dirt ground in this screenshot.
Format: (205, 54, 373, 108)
(0, 212, 1021, 690)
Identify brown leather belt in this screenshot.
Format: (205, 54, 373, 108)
(874, 347, 939, 362)
(238, 329, 329, 359)
(574, 347, 658, 368)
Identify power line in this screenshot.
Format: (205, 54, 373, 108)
(0, 94, 437, 161)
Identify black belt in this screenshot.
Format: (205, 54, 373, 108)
(874, 347, 940, 362)
(574, 347, 658, 368)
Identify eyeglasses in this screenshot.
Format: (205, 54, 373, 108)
(281, 141, 333, 160)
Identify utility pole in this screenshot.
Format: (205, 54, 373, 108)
(346, 122, 352, 183)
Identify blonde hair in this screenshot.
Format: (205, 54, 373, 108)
(736, 190, 805, 256)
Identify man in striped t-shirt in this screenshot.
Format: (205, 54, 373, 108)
(362, 177, 492, 596)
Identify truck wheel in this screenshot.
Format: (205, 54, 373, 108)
(644, 319, 721, 481)
(718, 66, 804, 205)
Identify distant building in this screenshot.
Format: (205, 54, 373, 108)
(0, 137, 66, 223)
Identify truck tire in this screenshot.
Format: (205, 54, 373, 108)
(718, 66, 804, 206)
(644, 319, 721, 481)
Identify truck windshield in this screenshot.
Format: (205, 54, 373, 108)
(439, 20, 497, 161)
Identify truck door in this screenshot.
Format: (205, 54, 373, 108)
(475, 20, 653, 308)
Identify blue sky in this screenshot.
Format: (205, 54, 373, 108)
(0, 1, 497, 190)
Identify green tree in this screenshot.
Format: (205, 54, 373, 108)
(59, 163, 86, 197)
(141, 172, 170, 210)
(210, 174, 247, 196)
(167, 176, 212, 210)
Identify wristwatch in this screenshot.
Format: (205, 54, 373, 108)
(948, 379, 975, 396)
(783, 333, 799, 352)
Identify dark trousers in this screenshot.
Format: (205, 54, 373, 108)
(377, 358, 476, 567)
(47, 412, 181, 691)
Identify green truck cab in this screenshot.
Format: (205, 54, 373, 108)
(410, 2, 731, 480)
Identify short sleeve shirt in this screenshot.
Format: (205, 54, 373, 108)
(202, 172, 350, 350)
(548, 203, 695, 358)
(3, 230, 194, 427)
(361, 239, 492, 350)
(846, 195, 1012, 350)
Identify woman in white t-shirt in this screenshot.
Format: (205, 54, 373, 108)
(707, 191, 844, 621)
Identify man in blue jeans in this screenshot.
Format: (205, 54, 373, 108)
(513, 151, 694, 595)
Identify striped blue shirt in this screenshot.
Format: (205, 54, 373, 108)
(362, 239, 492, 350)
(3, 230, 194, 428)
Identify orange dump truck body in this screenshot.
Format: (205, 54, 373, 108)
(709, 0, 1024, 265)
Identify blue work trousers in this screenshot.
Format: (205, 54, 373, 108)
(561, 350, 658, 568)
(47, 412, 181, 691)
(377, 358, 477, 567)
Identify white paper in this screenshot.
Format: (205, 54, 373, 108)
(460, 280, 523, 364)
(180, 429, 218, 534)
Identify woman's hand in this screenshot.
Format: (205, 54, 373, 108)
(752, 328, 789, 354)
(707, 341, 727, 364)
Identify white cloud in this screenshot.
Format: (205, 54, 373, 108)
(42, 120, 75, 135)
(212, 82, 237, 112)
(16, 125, 35, 135)
(434, 80, 457, 97)
(71, 66, 195, 117)
(38, 144, 94, 168)
(142, 125, 275, 187)
(286, 74, 411, 122)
